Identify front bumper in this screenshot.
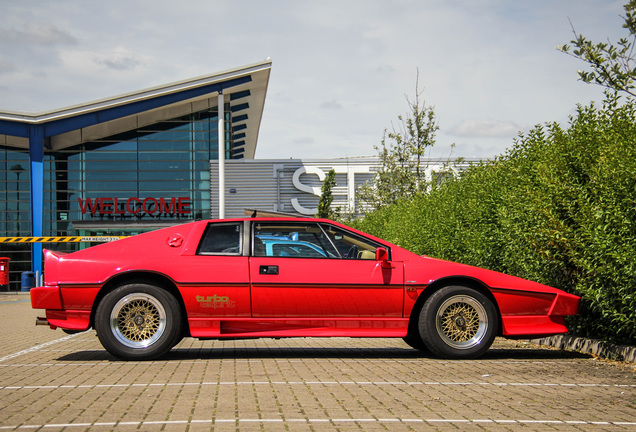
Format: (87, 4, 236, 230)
(501, 290, 580, 338)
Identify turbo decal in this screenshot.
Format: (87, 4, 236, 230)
(196, 295, 236, 309)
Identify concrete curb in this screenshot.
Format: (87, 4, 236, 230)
(532, 334, 636, 363)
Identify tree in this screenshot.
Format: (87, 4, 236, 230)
(559, 1, 636, 97)
(316, 169, 338, 219)
(357, 71, 439, 211)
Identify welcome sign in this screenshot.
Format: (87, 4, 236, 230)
(78, 197, 192, 216)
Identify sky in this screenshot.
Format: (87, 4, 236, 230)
(0, 0, 628, 160)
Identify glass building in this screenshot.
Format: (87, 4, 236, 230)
(0, 61, 271, 290)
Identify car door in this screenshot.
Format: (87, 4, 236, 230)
(179, 221, 251, 321)
(249, 221, 404, 318)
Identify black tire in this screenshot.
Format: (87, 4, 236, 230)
(418, 285, 497, 359)
(402, 334, 429, 352)
(95, 283, 182, 360)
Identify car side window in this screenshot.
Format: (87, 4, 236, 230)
(272, 243, 326, 258)
(320, 224, 385, 260)
(252, 222, 385, 260)
(197, 222, 242, 255)
(253, 222, 337, 258)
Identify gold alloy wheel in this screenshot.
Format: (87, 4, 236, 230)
(435, 295, 488, 349)
(110, 293, 167, 349)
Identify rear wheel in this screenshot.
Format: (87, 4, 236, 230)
(95, 283, 182, 360)
(418, 285, 497, 359)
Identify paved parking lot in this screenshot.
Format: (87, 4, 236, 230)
(1, 293, 635, 431)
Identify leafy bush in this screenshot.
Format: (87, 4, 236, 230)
(354, 98, 636, 344)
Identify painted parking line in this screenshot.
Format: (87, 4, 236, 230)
(0, 299, 30, 305)
(0, 418, 634, 429)
(0, 332, 84, 363)
(1, 380, 634, 390)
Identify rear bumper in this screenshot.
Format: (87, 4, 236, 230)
(44, 309, 91, 331)
(30, 285, 91, 331)
(30, 286, 63, 309)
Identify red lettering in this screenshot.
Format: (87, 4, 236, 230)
(78, 198, 99, 215)
(113, 198, 125, 215)
(100, 198, 113, 214)
(143, 197, 158, 214)
(126, 197, 141, 214)
(178, 197, 191, 214)
(80, 196, 191, 216)
(159, 197, 177, 214)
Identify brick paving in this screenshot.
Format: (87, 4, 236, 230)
(0, 293, 635, 431)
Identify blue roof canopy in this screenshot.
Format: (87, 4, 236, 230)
(0, 60, 271, 158)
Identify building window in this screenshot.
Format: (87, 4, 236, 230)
(42, 106, 231, 238)
(0, 149, 32, 290)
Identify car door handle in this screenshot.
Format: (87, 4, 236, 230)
(259, 265, 279, 275)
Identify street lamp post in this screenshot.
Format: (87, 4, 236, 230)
(10, 164, 25, 235)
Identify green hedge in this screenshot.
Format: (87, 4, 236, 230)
(354, 99, 636, 344)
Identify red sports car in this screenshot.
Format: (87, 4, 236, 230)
(30, 215, 580, 360)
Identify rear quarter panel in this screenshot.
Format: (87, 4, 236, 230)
(46, 221, 252, 323)
(49, 222, 201, 285)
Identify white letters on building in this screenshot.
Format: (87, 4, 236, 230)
(210, 158, 476, 219)
(291, 165, 370, 215)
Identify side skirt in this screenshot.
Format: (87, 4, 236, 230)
(188, 318, 410, 338)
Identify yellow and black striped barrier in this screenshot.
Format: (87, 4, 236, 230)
(0, 236, 126, 243)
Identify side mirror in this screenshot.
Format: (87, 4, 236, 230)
(376, 247, 394, 268)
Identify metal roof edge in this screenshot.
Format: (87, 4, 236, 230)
(242, 61, 271, 159)
(0, 59, 272, 124)
(221, 157, 487, 163)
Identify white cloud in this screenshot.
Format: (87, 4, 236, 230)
(320, 99, 342, 110)
(0, 56, 13, 73)
(0, 0, 626, 160)
(93, 48, 146, 72)
(0, 23, 76, 46)
(450, 119, 525, 138)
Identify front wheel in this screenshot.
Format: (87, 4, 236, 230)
(402, 333, 429, 352)
(418, 285, 498, 359)
(95, 283, 182, 360)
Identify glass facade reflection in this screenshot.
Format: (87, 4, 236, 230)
(0, 151, 30, 237)
(1, 106, 232, 289)
(0, 151, 32, 291)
